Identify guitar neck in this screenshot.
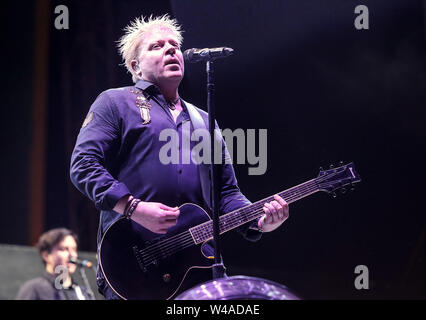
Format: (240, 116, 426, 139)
(190, 178, 319, 244)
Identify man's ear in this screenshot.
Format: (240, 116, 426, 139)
(131, 60, 141, 73)
(41, 251, 49, 264)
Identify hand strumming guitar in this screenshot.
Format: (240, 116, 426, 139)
(114, 195, 180, 234)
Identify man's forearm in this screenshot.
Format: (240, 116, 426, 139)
(113, 194, 133, 214)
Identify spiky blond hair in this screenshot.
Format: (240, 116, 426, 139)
(117, 14, 184, 83)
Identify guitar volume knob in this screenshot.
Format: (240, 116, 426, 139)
(163, 273, 172, 283)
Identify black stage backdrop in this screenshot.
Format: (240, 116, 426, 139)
(0, 0, 425, 299)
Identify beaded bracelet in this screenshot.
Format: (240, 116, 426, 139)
(123, 196, 134, 216)
(124, 198, 141, 220)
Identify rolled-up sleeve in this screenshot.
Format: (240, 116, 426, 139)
(70, 92, 130, 211)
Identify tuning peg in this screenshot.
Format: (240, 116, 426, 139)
(350, 184, 356, 191)
(339, 161, 344, 166)
(331, 192, 337, 198)
(329, 164, 334, 169)
(319, 166, 324, 171)
(340, 187, 347, 194)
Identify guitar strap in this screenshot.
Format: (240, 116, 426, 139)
(182, 99, 213, 212)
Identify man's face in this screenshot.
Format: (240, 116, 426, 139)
(136, 26, 184, 86)
(43, 235, 78, 275)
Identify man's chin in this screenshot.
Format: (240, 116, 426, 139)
(68, 264, 77, 274)
(168, 73, 184, 81)
(164, 69, 184, 79)
(159, 74, 184, 86)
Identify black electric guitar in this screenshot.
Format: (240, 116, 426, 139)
(99, 162, 361, 300)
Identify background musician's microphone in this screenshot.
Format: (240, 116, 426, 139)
(183, 47, 234, 63)
(69, 257, 93, 268)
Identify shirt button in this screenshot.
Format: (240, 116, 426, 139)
(178, 169, 182, 174)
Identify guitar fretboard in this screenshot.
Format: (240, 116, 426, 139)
(189, 179, 319, 244)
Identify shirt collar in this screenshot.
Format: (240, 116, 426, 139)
(42, 271, 57, 284)
(134, 79, 160, 96)
(134, 79, 188, 113)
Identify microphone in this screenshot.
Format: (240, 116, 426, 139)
(69, 257, 93, 268)
(183, 47, 234, 63)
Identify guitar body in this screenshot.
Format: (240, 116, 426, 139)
(98, 162, 361, 300)
(99, 203, 214, 300)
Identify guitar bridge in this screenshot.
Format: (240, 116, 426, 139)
(133, 246, 147, 273)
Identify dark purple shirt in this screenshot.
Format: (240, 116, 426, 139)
(70, 80, 262, 287)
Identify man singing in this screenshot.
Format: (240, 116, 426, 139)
(70, 14, 289, 300)
(16, 228, 91, 300)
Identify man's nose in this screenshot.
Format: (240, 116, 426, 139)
(68, 250, 77, 259)
(165, 45, 176, 55)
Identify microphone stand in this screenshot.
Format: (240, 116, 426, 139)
(79, 266, 96, 300)
(206, 60, 226, 280)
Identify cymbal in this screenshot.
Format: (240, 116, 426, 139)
(175, 275, 301, 300)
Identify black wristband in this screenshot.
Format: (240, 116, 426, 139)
(123, 196, 134, 215)
(124, 198, 141, 220)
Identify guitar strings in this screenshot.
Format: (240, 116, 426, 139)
(141, 189, 318, 266)
(140, 180, 324, 263)
(140, 179, 337, 264)
(197, 170, 348, 239)
(139, 180, 318, 258)
(140, 183, 321, 265)
(140, 187, 318, 266)
(140, 170, 348, 265)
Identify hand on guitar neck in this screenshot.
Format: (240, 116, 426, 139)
(114, 195, 180, 234)
(259, 194, 289, 232)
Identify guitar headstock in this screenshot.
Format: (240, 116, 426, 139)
(316, 162, 361, 194)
